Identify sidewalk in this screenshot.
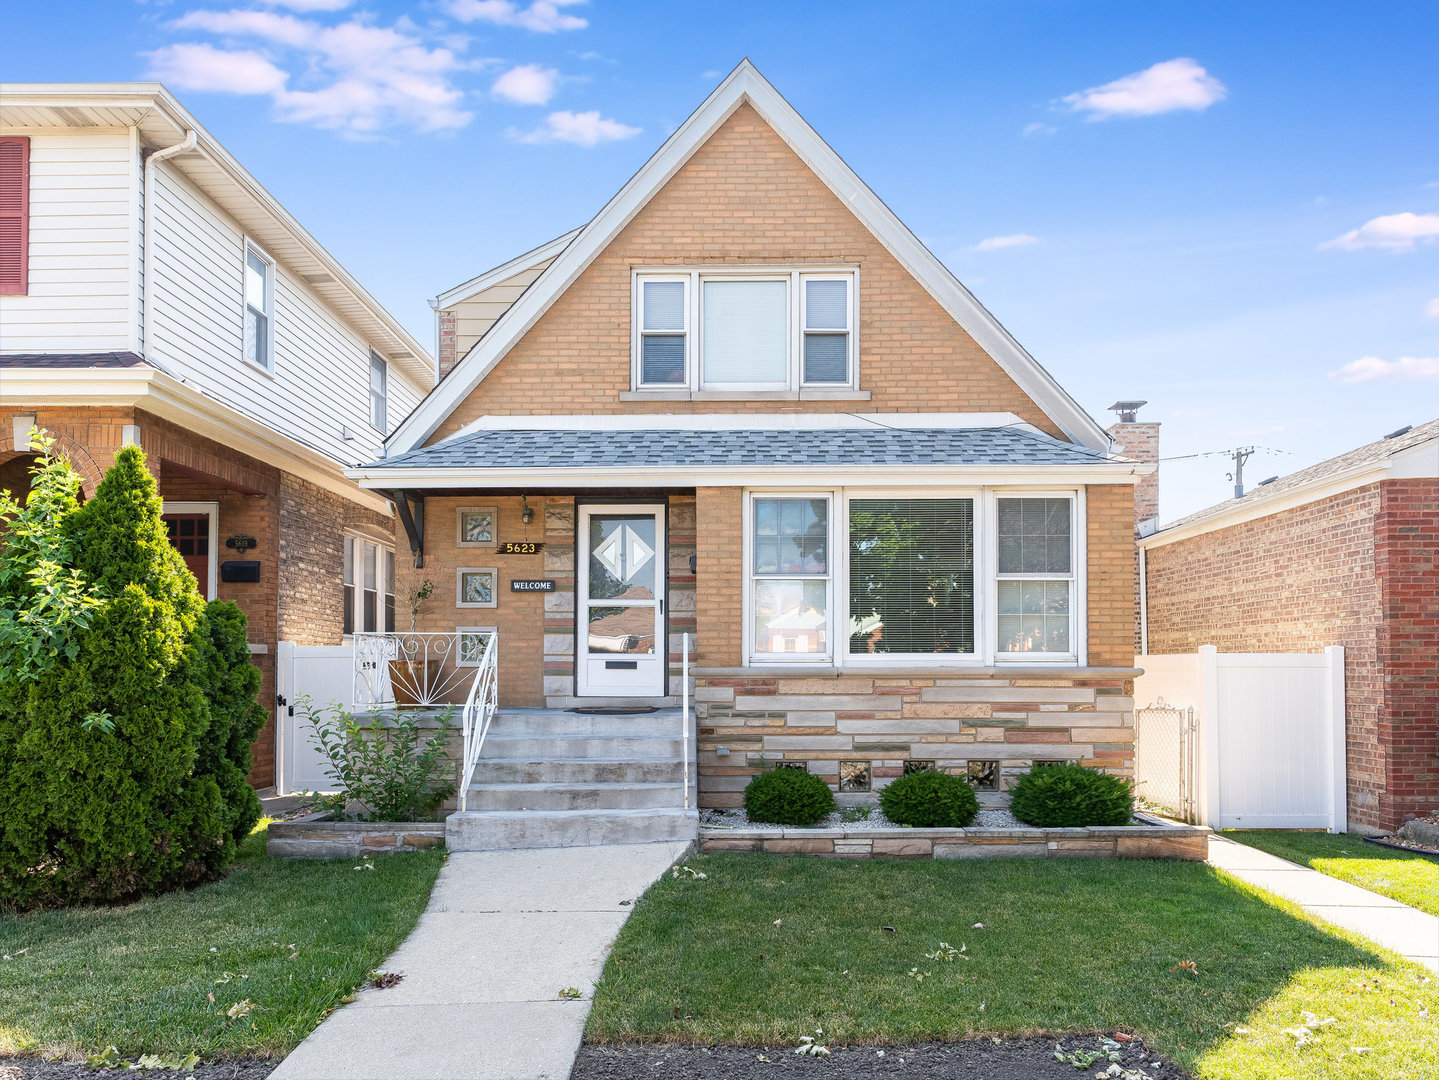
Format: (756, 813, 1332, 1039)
(269, 841, 691, 1080)
(1208, 834, 1439, 972)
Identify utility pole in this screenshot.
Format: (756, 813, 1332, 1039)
(1227, 446, 1254, 499)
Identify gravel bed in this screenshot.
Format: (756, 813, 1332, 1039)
(701, 807, 1056, 832)
(575, 1037, 1189, 1079)
(0, 1060, 275, 1080)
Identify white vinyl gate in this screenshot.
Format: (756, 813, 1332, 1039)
(1134, 646, 1347, 832)
(275, 642, 352, 795)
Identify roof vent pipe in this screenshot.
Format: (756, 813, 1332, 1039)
(1108, 400, 1148, 424)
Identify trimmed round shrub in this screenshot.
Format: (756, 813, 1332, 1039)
(744, 768, 835, 826)
(878, 769, 979, 828)
(1008, 763, 1134, 828)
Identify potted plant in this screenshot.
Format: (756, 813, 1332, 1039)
(390, 577, 435, 707)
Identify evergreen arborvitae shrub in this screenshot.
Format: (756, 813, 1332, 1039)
(744, 767, 835, 826)
(0, 446, 261, 909)
(878, 768, 979, 827)
(1008, 763, 1134, 828)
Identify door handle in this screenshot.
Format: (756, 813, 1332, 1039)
(659, 598, 665, 615)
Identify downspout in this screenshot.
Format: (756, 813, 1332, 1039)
(141, 129, 198, 362)
(1138, 543, 1149, 656)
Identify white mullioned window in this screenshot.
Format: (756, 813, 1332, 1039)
(633, 269, 857, 392)
(743, 488, 1082, 666)
(344, 535, 395, 635)
(370, 351, 388, 432)
(244, 243, 274, 372)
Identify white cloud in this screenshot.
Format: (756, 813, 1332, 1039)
(146, 43, 288, 95)
(1320, 212, 1439, 253)
(1021, 121, 1057, 137)
(257, 0, 352, 9)
(1332, 355, 1439, 383)
(512, 109, 639, 146)
(1063, 58, 1227, 120)
(448, 0, 587, 32)
(970, 233, 1040, 252)
(491, 63, 559, 105)
(1427, 298, 1439, 318)
(152, 9, 473, 136)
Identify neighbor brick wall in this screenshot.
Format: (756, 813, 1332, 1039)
(1142, 484, 1388, 828)
(430, 104, 1064, 441)
(0, 405, 135, 495)
(1375, 479, 1439, 825)
(696, 486, 744, 668)
(1086, 484, 1137, 669)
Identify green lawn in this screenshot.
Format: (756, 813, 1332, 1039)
(1225, 830, 1439, 917)
(587, 853, 1439, 1080)
(0, 825, 442, 1061)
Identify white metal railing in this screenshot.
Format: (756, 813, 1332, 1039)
(353, 631, 481, 709)
(458, 632, 499, 812)
(681, 632, 691, 810)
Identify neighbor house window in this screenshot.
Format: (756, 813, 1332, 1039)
(848, 498, 974, 656)
(369, 352, 388, 432)
(634, 270, 857, 392)
(244, 245, 274, 371)
(751, 497, 829, 659)
(995, 497, 1074, 655)
(344, 536, 394, 634)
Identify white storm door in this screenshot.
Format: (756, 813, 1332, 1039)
(577, 505, 666, 697)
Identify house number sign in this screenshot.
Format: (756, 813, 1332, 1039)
(498, 541, 544, 555)
(510, 579, 556, 592)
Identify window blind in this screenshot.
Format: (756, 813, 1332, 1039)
(702, 279, 787, 384)
(848, 498, 974, 655)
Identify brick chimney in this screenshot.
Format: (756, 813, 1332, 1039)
(1106, 401, 1160, 532)
(436, 308, 458, 379)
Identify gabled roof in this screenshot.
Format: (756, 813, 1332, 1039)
(1141, 419, 1439, 548)
(387, 60, 1109, 454)
(433, 228, 581, 310)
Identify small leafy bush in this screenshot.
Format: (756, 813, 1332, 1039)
(300, 702, 456, 821)
(878, 769, 979, 827)
(1009, 763, 1134, 827)
(744, 767, 835, 826)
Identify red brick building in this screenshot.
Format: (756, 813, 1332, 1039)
(1139, 420, 1439, 832)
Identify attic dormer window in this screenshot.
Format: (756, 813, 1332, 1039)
(633, 268, 857, 393)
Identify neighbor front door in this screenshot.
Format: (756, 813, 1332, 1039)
(576, 504, 666, 697)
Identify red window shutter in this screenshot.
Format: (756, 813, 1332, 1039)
(0, 136, 30, 296)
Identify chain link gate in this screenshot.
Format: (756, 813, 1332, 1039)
(1134, 698, 1198, 824)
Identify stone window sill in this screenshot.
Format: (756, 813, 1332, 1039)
(619, 389, 871, 402)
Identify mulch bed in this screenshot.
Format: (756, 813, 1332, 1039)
(0, 1061, 275, 1080)
(574, 1037, 1190, 1080)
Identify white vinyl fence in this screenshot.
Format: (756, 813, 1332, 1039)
(1134, 646, 1347, 832)
(275, 642, 352, 795)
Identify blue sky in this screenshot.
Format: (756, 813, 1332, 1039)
(9, 0, 1437, 519)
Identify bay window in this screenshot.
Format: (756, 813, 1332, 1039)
(634, 269, 856, 392)
(745, 490, 1082, 666)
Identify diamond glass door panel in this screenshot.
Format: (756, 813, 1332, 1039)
(577, 506, 666, 696)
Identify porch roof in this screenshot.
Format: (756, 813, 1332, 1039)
(366, 425, 1113, 472)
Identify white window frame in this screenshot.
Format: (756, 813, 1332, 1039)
(456, 505, 498, 548)
(243, 239, 276, 375)
(456, 625, 497, 666)
(369, 351, 388, 433)
(456, 566, 498, 609)
(161, 500, 219, 600)
(631, 267, 859, 393)
(742, 485, 1085, 669)
(343, 532, 395, 636)
(987, 489, 1085, 665)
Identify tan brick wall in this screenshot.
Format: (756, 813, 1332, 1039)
(0, 405, 136, 495)
(696, 486, 743, 668)
(1143, 484, 1390, 828)
(1086, 484, 1137, 668)
(431, 104, 1063, 441)
(694, 673, 1135, 809)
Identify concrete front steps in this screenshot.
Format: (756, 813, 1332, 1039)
(446, 707, 698, 851)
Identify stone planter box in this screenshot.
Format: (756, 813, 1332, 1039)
(267, 818, 447, 859)
(698, 812, 1210, 861)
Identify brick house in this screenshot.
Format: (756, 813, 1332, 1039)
(345, 62, 1153, 844)
(0, 84, 434, 786)
(1139, 420, 1439, 833)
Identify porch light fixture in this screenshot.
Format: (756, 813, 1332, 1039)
(520, 495, 534, 526)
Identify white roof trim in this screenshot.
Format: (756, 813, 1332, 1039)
(432, 228, 582, 310)
(387, 60, 1109, 455)
(1139, 435, 1438, 550)
(444, 411, 1034, 436)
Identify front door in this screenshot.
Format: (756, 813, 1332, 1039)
(577, 504, 666, 697)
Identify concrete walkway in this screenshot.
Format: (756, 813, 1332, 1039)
(270, 841, 691, 1080)
(1208, 834, 1439, 971)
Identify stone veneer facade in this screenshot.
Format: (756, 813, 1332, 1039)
(693, 670, 1137, 809)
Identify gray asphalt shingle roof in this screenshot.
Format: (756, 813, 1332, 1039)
(370, 426, 1112, 470)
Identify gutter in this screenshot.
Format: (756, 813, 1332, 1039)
(141, 129, 197, 363)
